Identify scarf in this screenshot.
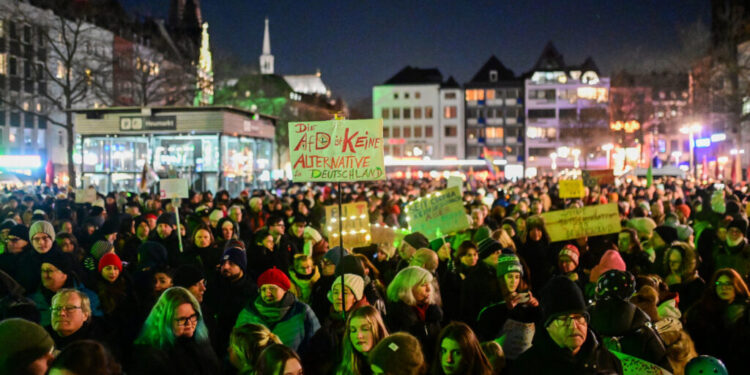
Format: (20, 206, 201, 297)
(253, 292, 294, 324)
(727, 236, 744, 248)
(413, 303, 429, 322)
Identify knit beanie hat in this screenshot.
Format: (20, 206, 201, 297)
(41, 251, 73, 277)
(173, 264, 205, 288)
(90, 240, 114, 260)
(403, 232, 430, 250)
(8, 224, 29, 242)
(477, 238, 502, 260)
(496, 254, 524, 277)
(675, 204, 691, 219)
(221, 247, 247, 273)
(257, 267, 291, 291)
(369, 332, 424, 375)
(558, 244, 580, 266)
(29, 220, 55, 241)
(0, 218, 16, 231)
(472, 226, 491, 244)
(728, 218, 748, 234)
(332, 273, 365, 301)
(654, 225, 679, 246)
(98, 252, 123, 273)
(157, 213, 176, 227)
(540, 276, 589, 327)
(0, 318, 54, 374)
(595, 269, 636, 301)
(324, 247, 349, 266)
(589, 250, 626, 282)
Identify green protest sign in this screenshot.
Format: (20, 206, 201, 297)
(541, 203, 621, 242)
(289, 119, 385, 182)
(405, 187, 470, 241)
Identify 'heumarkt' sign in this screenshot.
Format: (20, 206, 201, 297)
(289, 119, 385, 182)
(120, 116, 177, 131)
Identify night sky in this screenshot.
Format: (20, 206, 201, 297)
(121, 0, 711, 105)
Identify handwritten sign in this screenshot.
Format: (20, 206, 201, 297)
(447, 176, 464, 193)
(159, 179, 189, 199)
(74, 188, 97, 204)
(559, 179, 584, 198)
(405, 187, 470, 240)
(289, 119, 385, 182)
(542, 203, 621, 242)
(582, 169, 615, 188)
(325, 202, 370, 250)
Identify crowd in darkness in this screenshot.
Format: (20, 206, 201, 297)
(0, 176, 744, 375)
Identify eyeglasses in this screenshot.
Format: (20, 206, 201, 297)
(552, 314, 587, 327)
(716, 282, 734, 288)
(174, 313, 198, 327)
(51, 305, 82, 314)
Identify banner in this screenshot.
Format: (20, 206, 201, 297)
(582, 169, 615, 188)
(289, 119, 385, 182)
(559, 179, 585, 199)
(542, 203, 621, 242)
(405, 187, 470, 240)
(325, 202, 370, 250)
(159, 178, 189, 199)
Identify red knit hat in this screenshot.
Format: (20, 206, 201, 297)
(257, 267, 291, 291)
(98, 252, 123, 273)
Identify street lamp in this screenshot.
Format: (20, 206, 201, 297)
(680, 123, 702, 179)
(550, 152, 557, 170)
(571, 148, 581, 169)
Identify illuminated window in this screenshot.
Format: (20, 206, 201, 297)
(581, 71, 599, 84)
(403, 126, 411, 138)
(425, 106, 433, 119)
(425, 125, 433, 137)
(414, 107, 422, 119)
(0, 20, 4, 38)
(486, 127, 504, 138)
(381, 108, 389, 119)
(531, 89, 555, 100)
(9, 127, 17, 143)
(0, 53, 7, 75)
(527, 127, 556, 140)
(85, 69, 93, 86)
(444, 126, 457, 137)
(466, 128, 483, 140)
(56, 61, 67, 79)
(486, 89, 495, 100)
(443, 106, 457, 119)
(465, 89, 485, 101)
(576, 87, 608, 103)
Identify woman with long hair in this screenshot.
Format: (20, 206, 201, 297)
(228, 323, 282, 375)
(187, 223, 220, 274)
(385, 266, 443, 363)
(431, 322, 493, 375)
(685, 268, 750, 374)
(337, 305, 389, 375)
(661, 241, 705, 311)
(255, 344, 304, 375)
(131, 287, 219, 375)
(517, 215, 552, 291)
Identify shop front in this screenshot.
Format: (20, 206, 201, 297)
(72, 106, 275, 195)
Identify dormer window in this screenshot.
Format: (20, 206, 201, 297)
(489, 70, 498, 82)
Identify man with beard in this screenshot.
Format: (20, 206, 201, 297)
(206, 247, 256, 354)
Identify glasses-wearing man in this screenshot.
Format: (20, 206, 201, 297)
(49, 289, 93, 345)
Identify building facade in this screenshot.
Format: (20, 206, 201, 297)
(524, 43, 610, 175)
(373, 66, 464, 160)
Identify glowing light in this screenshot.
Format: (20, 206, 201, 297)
(718, 157, 729, 163)
(711, 133, 727, 142)
(0, 155, 42, 169)
(694, 138, 711, 148)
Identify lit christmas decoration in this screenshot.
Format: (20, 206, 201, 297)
(194, 22, 214, 106)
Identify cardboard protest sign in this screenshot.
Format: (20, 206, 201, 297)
(289, 119, 385, 182)
(159, 179, 189, 199)
(405, 187, 470, 240)
(611, 351, 671, 375)
(447, 176, 464, 193)
(325, 202, 370, 249)
(542, 203, 621, 242)
(559, 179, 585, 198)
(582, 169, 615, 188)
(74, 188, 97, 204)
(497, 319, 535, 360)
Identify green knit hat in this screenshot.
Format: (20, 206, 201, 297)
(0, 318, 54, 373)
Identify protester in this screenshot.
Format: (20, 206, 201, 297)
(369, 332, 426, 375)
(48, 339, 122, 375)
(255, 343, 305, 375)
(431, 321, 493, 375)
(228, 323, 282, 375)
(337, 305, 389, 375)
(0, 318, 55, 375)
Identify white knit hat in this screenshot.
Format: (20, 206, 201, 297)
(332, 273, 365, 301)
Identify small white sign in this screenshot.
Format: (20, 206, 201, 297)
(160, 178, 189, 199)
(447, 176, 463, 193)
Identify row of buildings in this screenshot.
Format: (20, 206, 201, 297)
(373, 0, 750, 179)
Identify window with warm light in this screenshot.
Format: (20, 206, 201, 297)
(486, 127, 504, 138)
(445, 126, 457, 137)
(0, 53, 6, 75)
(486, 89, 496, 100)
(425, 106, 433, 119)
(444, 106, 457, 119)
(465, 89, 485, 101)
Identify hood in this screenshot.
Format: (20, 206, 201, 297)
(589, 298, 649, 336)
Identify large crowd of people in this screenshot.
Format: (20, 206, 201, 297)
(0, 175, 744, 374)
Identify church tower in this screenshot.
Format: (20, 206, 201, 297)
(260, 17, 274, 75)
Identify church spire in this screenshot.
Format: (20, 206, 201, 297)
(260, 17, 274, 74)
